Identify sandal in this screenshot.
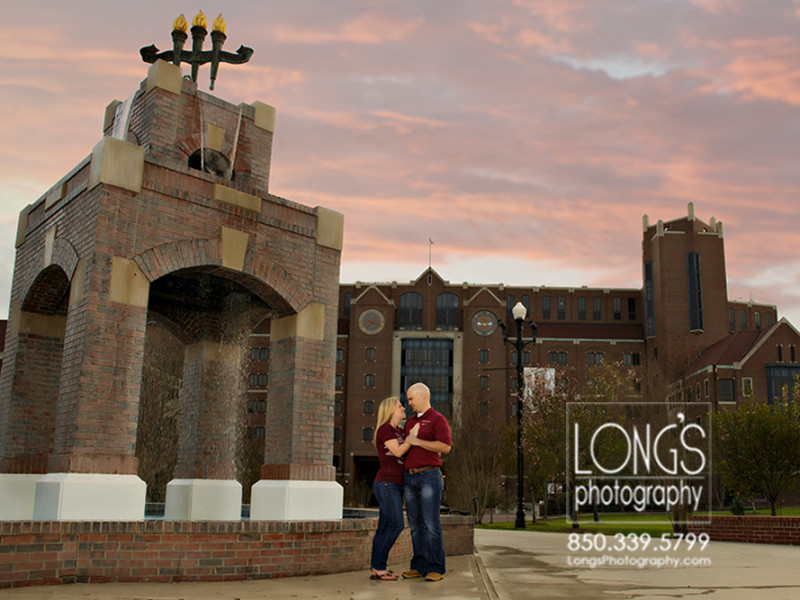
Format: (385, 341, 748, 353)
(370, 569, 399, 581)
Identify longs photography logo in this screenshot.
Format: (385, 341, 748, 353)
(566, 402, 712, 524)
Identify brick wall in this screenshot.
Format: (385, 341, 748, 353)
(0, 515, 473, 588)
(689, 515, 800, 545)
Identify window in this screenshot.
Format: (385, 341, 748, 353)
(766, 364, 800, 404)
(249, 373, 258, 387)
(335, 375, 343, 389)
(557, 296, 566, 320)
(251, 347, 269, 361)
(362, 427, 373, 442)
(593, 296, 602, 321)
(334, 428, 342, 442)
(365, 347, 376, 361)
(644, 262, 655, 336)
(479, 349, 489, 363)
(696, 383, 701, 402)
(728, 308, 735, 331)
(365, 374, 375, 388)
(578, 297, 586, 320)
(479, 375, 489, 389)
(778, 345, 783, 362)
(628, 298, 636, 320)
(507, 295, 515, 322)
(247, 399, 266, 414)
(719, 379, 735, 403)
(479, 402, 489, 416)
(364, 400, 374, 414)
(542, 295, 551, 320)
(754, 311, 761, 331)
(740, 309, 747, 330)
(336, 348, 344, 362)
(623, 352, 641, 366)
(521, 295, 530, 317)
(586, 352, 604, 365)
(549, 351, 567, 365)
(334, 401, 342, 415)
(398, 292, 423, 330)
(512, 351, 530, 365)
(742, 378, 753, 398)
(343, 292, 352, 317)
(766, 312, 773, 327)
(248, 427, 265, 440)
(436, 293, 460, 330)
(613, 297, 621, 321)
(400, 338, 453, 417)
(792, 346, 797, 363)
(686, 252, 703, 331)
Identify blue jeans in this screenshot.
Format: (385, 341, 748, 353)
(404, 468, 445, 575)
(371, 480, 405, 570)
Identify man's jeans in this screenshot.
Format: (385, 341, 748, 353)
(404, 468, 445, 575)
(371, 480, 405, 570)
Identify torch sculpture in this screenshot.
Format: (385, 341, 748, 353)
(140, 12, 253, 90)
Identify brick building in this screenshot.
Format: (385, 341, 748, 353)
(245, 203, 794, 495)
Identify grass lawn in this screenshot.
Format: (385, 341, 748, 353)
(478, 507, 800, 536)
(478, 512, 678, 537)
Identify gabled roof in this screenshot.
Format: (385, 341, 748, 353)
(683, 322, 798, 375)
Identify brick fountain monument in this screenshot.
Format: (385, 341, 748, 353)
(0, 12, 475, 586)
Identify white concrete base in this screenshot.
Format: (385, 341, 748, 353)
(33, 473, 146, 521)
(0, 474, 42, 520)
(250, 480, 343, 521)
(164, 478, 242, 521)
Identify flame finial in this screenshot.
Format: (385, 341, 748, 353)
(172, 14, 188, 33)
(212, 14, 226, 34)
(192, 11, 207, 29)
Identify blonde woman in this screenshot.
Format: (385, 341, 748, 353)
(369, 396, 419, 580)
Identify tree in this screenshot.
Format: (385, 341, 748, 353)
(519, 362, 634, 525)
(714, 383, 800, 516)
(445, 395, 506, 524)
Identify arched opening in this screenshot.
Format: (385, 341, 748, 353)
(2, 265, 71, 473)
(137, 267, 276, 503)
(188, 148, 232, 179)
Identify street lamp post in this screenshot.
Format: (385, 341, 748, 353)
(499, 301, 537, 529)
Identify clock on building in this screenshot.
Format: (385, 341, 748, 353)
(358, 308, 386, 335)
(471, 310, 498, 336)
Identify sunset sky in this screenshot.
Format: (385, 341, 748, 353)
(2, 0, 800, 326)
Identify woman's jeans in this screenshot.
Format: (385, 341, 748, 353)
(370, 480, 405, 570)
(404, 468, 446, 575)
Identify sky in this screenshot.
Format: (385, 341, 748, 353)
(2, 0, 800, 326)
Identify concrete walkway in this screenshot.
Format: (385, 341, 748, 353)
(1, 529, 799, 599)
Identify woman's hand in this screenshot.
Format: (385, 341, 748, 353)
(407, 423, 420, 445)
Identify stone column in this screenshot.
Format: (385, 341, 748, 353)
(250, 302, 343, 520)
(164, 340, 245, 520)
(33, 255, 148, 521)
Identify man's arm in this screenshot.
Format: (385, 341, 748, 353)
(408, 437, 451, 454)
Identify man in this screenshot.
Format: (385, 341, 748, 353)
(402, 382, 452, 582)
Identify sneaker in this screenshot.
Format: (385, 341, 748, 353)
(425, 572, 444, 582)
(402, 569, 423, 579)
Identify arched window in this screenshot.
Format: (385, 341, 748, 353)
(398, 292, 423, 330)
(436, 293, 460, 330)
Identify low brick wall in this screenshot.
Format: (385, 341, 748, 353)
(688, 515, 800, 545)
(0, 515, 474, 588)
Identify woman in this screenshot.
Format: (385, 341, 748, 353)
(370, 396, 418, 580)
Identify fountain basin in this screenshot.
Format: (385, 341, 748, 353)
(0, 514, 474, 588)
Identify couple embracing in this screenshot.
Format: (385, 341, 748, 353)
(370, 382, 452, 582)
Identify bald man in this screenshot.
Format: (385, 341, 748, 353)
(402, 382, 452, 582)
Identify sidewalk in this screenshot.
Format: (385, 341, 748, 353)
(1, 529, 800, 599)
